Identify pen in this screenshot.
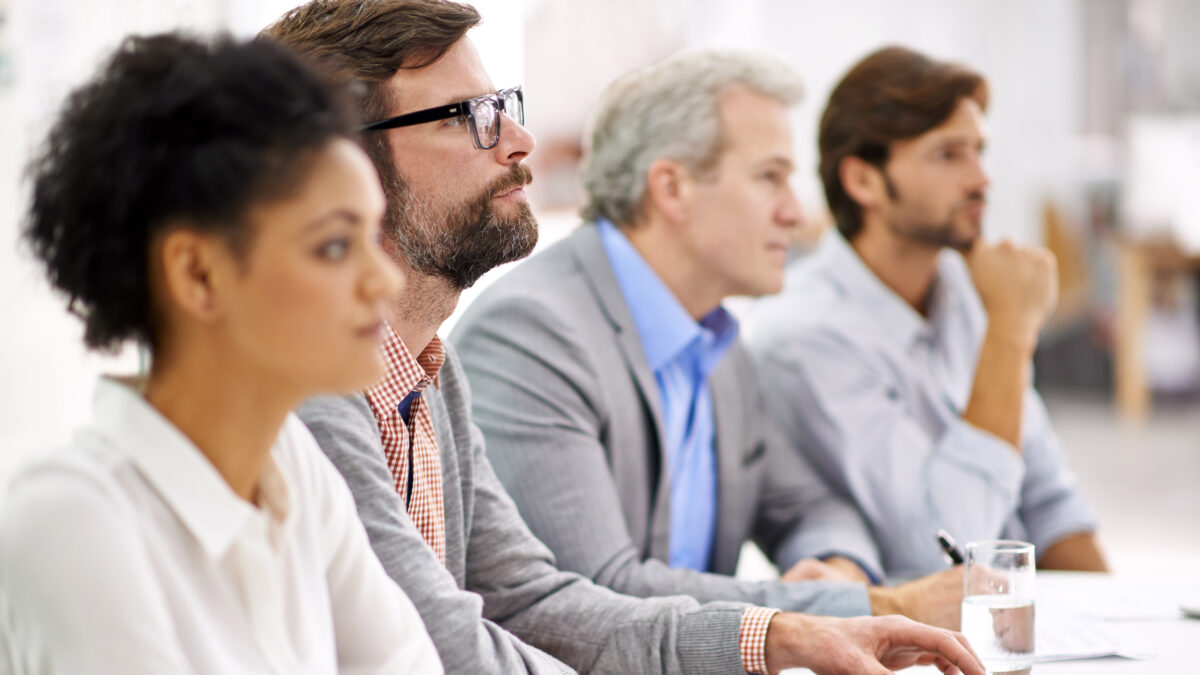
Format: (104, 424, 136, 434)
(936, 529, 964, 565)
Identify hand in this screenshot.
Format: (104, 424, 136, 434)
(965, 240, 1058, 345)
(868, 566, 963, 629)
(781, 556, 869, 584)
(764, 613, 985, 675)
(991, 603, 1035, 653)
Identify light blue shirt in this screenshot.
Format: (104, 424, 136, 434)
(597, 219, 738, 572)
(749, 231, 1098, 580)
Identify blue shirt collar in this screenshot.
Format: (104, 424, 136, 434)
(596, 218, 739, 373)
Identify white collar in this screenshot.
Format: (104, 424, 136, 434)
(89, 377, 294, 558)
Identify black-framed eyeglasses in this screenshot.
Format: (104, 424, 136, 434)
(361, 85, 524, 150)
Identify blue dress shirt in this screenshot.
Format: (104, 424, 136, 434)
(597, 219, 738, 572)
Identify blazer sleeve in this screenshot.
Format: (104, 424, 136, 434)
(299, 390, 755, 675)
(451, 293, 871, 617)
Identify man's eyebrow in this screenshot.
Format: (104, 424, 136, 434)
(931, 135, 988, 153)
(423, 89, 495, 110)
(759, 155, 796, 170)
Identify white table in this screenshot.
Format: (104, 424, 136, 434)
(786, 571, 1200, 673)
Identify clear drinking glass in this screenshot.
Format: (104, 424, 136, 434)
(961, 540, 1036, 674)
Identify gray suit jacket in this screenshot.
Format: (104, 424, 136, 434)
(298, 346, 755, 675)
(450, 225, 878, 614)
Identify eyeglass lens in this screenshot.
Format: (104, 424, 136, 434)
(469, 89, 523, 149)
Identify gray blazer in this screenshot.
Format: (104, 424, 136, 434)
(450, 225, 879, 614)
(298, 346, 755, 675)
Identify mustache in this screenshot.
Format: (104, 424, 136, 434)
(487, 164, 533, 198)
(963, 191, 986, 206)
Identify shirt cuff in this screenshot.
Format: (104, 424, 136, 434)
(739, 606, 780, 674)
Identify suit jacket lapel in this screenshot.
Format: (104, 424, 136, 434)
(708, 357, 746, 574)
(568, 226, 673, 561)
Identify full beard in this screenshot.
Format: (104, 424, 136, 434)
(387, 164, 539, 290)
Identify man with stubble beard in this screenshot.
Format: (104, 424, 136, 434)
(750, 46, 1108, 581)
(265, 4, 985, 675)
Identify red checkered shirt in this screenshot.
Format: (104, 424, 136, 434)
(364, 323, 446, 565)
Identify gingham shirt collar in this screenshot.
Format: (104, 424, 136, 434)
(365, 323, 445, 420)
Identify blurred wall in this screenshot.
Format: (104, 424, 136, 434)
(521, 0, 1086, 244)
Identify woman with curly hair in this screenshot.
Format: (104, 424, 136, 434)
(0, 33, 441, 673)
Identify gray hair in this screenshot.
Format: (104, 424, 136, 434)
(580, 48, 804, 226)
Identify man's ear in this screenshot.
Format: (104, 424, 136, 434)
(644, 157, 693, 225)
(156, 228, 229, 323)
(839, 155, 887, 211)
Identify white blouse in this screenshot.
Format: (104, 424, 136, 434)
(0, 378, 442, 674)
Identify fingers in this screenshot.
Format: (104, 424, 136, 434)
(953, 627, 981, 663)
(933, 655, 960, 674)
(882, 617, 985, 675)
(935, 630, 985, 675)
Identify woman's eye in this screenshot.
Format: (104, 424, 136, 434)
(444, 115, 467, 128)
(317, 238, 350, 260)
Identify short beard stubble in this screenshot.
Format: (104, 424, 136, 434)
(880, 169, 982, 253)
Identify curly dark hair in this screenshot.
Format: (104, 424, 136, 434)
(23, 32, 358, 352)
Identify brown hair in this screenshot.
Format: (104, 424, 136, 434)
(818, 46, 988, 240)
(261, 0, 480, 235)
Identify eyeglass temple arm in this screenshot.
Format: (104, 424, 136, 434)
(360, 102, 463, 133)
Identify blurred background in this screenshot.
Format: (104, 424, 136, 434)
(0, 0, 1196, 575)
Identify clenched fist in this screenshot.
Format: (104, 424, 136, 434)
(966, 241, 1058, 347)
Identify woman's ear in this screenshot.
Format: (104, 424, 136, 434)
(156, 228, 227, 323)
(839, 155, 887, 211)
(644, 157, 693, 225)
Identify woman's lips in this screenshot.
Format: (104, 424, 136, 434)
(356, 321, 385, 339)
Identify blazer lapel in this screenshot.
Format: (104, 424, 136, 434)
(708, 357, 747, 574)
(568, 226, 673, 561)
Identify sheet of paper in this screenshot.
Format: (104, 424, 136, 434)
(1043, 574, 1200, 621)
(1036, 616, 1154, 662)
